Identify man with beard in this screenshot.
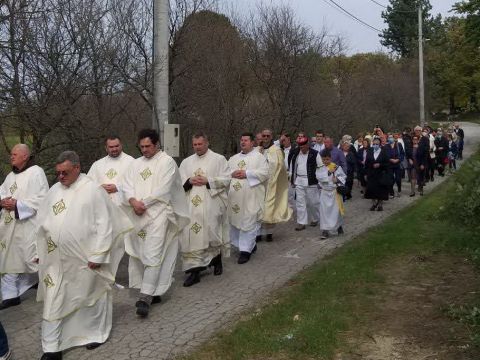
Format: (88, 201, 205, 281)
(87, 136, 134, 206)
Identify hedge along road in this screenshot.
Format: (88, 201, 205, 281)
(2, 122, 480, 360)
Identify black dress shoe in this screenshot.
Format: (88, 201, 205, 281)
(135, 300, 150, 318)
(183, 271, 200, 287)
(40, 352, 62, 360)
(237, 252, 251, 264)
(265, 234, 273, 242)
(255, 235, 263, 242)
(86, 342, 103, 350)
(0, 297, 20, 310)
(151, 295, 162, 304)
(213, 256, 223, 276)
(337, 226, 344, 235)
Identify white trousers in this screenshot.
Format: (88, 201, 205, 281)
(42, 291, 112, 352)
(295, 185, 320, 225)
(1, 273, 37, 300)
(230, 223, 260, 253)
(128, 238, 178, 297)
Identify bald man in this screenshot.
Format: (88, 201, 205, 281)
(0, 144, 49, 310)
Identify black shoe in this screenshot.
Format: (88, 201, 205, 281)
(135, 300, 150, 318)
(86, 342, 103, 350)
(40, 352, 62, 360)
(213, 256, 223, 276)
(320, 230, 329, 240)
(295, 224, 306, 231)
(409, 193, 415, 197)
(0, 297, 20, 310)
(183, 271, 200, 287)
(265, 234, 273, 242)
(309, 221, 319, 227)
(337, 226, 344, 235)
(237, 252, 251, 264)
(377, 205, 383, 211)
(255, 235, 263, 242)
(151, 295, 162, 304)
(370, 205, 377, 211)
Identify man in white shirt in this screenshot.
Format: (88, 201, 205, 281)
(0, 144, 49, 310)
(312, 130, 326, 153)
(228, 133, 269, 264)
(288, 134, 322, 231)
(87, 136, 134, 206)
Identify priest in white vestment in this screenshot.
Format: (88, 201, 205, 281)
(122, 129, 189, 317)
(0, 144, 48, 310)
(257, 129, 292, 242)
(36, 151, 132, 360)
(228, 132, 269, 264)
(179, 132, 230, 287)
(316, 149, 346, 240)
(87, 136, 134, 206)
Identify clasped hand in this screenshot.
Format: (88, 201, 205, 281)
(231, 170, 247, 179)
(0, 197, 16, 211)
(189, 176, 208, 186)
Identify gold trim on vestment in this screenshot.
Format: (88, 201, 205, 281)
(52, 199, 66, 216)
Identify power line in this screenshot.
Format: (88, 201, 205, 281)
(322, 0, 382, 33)
(368, 0, 387, 8)
(367, 0, 417, 13)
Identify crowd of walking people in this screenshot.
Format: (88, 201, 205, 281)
(0, 122, 465, 360)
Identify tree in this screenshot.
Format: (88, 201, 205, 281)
(454, 0, 480, 45)
(380, 0, 436, 58)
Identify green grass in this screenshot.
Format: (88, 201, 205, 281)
(183, 150, 480, 360)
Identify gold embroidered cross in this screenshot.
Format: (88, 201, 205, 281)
(140, 168, 152, 181)
(105, 168, 117, 179)
(194, 168, 205, 177)
(9, 182, 17, 194)
(52, 199, 66, 216)
(237, 160, 247, 170)
(43, 274, 55, 288)
(137, 230, 147, 240)
(191, 195, 202, 207)
(232, 181, 242, 191)
(191, 222, 202, 234)
(47, 237, 57, 254)
(4, 212, 13, 225)
(232, 204, 240, 214)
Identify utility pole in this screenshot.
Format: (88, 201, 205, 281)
(153, 0, 169, 147)
(418, 4, 425, 127)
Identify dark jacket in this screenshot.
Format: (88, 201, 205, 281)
(385, 142, 405, 169)
(288, 148, 319, 186)
(434, 136, 449, 159)
(417, 136, 430, 166)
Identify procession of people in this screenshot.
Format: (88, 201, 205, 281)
(0, 122, 466, 359)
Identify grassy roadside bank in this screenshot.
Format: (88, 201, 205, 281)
(182, 151, 480, 360)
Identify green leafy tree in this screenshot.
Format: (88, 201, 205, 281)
(454, 0, 480, 45)
(380, 0, 436, 58)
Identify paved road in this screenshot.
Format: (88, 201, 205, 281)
(2, 123, 479, 360)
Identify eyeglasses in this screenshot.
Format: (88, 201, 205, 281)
(263, 134, 272, 138)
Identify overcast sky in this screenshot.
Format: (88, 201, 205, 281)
(221, 0, 459, 54)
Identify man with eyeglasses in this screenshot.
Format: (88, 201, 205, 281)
(0, 144, 48, 310)
(35, 151, 132, 360)
(256, 129, 292, 242)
